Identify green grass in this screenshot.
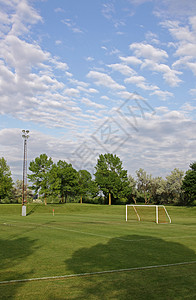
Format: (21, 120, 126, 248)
(0, 203, 196, 299)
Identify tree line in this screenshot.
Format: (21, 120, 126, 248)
(0, 154, 196, 206)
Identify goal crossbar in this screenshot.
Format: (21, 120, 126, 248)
(126, 205, 171, 224)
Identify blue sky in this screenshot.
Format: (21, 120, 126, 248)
(0, 0, 196, 181)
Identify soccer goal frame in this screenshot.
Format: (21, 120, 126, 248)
(126, 205, 171, 224)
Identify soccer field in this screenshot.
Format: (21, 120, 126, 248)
(0, 204, 196, 300)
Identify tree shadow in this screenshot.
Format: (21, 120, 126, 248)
(0, 237, 38, 299)
(64, 235, 196, 299)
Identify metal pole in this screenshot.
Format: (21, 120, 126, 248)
(22, 130, 29, 216)
(22, 139, 26, 206)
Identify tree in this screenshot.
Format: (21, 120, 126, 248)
(78, 170, 99, 203)
(78, 170, 92, 203)
(148, 176, 166, 204)
(128, 175, 137, 204)
(0, 157, 13, 203)
(182, 162, 196, 205)
(94, 153, 131, 204)
(165, 168, 184, 204)
(136, 169, 152, 204)
(28, 154, 53, 205)
(13, 180, 33, 204)
(52, 160, 79, 203)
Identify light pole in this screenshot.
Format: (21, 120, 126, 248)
(22, 130, 29, 216)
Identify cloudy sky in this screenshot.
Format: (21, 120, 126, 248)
(0, 0, 196, 181)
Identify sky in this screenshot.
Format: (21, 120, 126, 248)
(0, 0, 196, 181)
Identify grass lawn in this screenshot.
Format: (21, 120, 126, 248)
(0, 203, 196, 299)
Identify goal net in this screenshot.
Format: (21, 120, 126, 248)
(126, 205, 171, 224)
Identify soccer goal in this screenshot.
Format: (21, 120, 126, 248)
(126, 205, 171, 224)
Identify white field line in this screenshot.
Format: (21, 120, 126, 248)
(1, 221, 196, 242)
(0, 261, 196, 285)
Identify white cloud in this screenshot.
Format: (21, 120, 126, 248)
(130, 42, 168, 62)
(63, 88, 80, 97)
(0, 2, 98, 130)
(119, 56, 142, 65)
(125, 75, 146, 84)
(141, 59, 182, 87)
(85, 56, 94, 62)
(154, 0, 196, 19)
(109, 48, 121, 56)
(1, 35, 50, 74)
(181, 103, 196, 112)
(50, 57, 69, 71)
(190, 89, 196, 95)
(176, 43, 196, 57)
(161, 19, 196, 76)
(161, 19, 196, 59)
(190, 16, 196, 31)
(150, 90, 174, 100)
(130, 0, 196, 19)
(65, 72, 73, 77)
(55, 40, 62, 45)
(128, 0, 150, 5)
(107, 63, 136, 76)
(172, 56, 193, 69)
(54, 7, 65, 13)
(137, 82, 159, 91)
(186, 62, 196, 76)
(81, 98, 106, 109)
(8, 0, 42, 36)
(117, 90, 144, 100)
(125, 75, 159, 91)
(145, 31, 160, 44)
(101, 95, 110, 101)
(68, 78, 89, 87)
(102, 3, 115, 20)
(61, 19, 83, 34)
(77, 86, 98, 94)
(87, 71, 126, 90)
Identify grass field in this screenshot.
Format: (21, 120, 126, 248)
(0, 203, 196, 300)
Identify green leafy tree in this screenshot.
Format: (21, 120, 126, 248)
(28, 154, 53, 205)
(136, 169, 152, 204)
(182, 162, 196, 205)
(148, 176, 166, 204)
(0, 157, 13, 203)
(52, 160, 79, 203)
(48, 163, 61, 199)
(95, 153, 131, 204)
(165, 168, 184, 204)
(78, 170, 92, 203)
(13, 180, 33, 204)
(78, 170, 99, 203)
(128, 175, 138, 204)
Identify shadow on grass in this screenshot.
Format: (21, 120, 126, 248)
(0, 237, 37, 300)
(62, 235, 196, 300)
(26, 204, 40, 216)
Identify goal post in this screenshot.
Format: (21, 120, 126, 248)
(126, 205, 171, 224)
